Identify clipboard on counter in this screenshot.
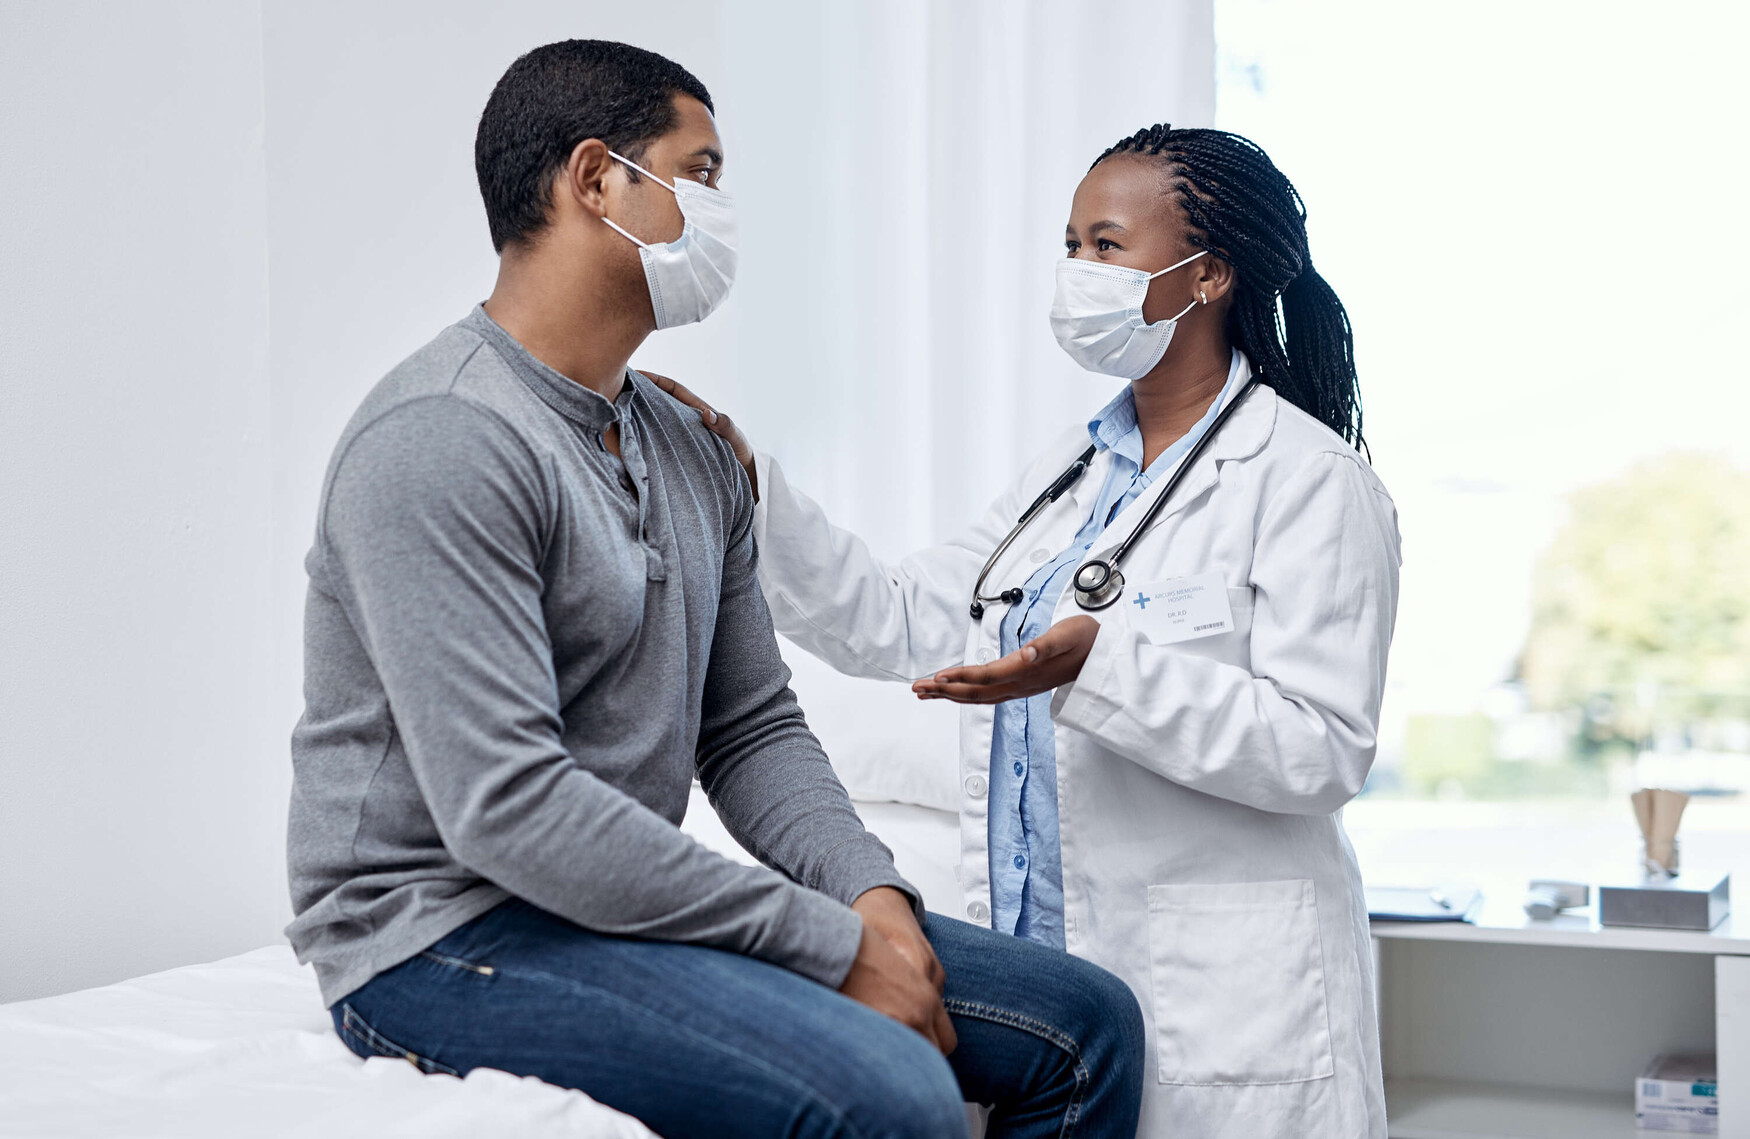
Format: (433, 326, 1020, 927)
(1366, 885, 1482, 923)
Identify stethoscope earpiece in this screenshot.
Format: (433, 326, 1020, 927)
(971, 590, 1025, 621)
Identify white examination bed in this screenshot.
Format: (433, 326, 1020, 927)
(0, 650, 966, 1137)
(0, 788, 963, 1138)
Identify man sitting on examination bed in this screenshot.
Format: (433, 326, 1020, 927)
(282, 38, 1142, 1139)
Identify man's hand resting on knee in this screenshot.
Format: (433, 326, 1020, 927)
(841, 887, 957, 1055)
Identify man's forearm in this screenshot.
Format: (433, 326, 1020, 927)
(698, 715, 923, 916)
(695, 497, 920, 917)
(429, 748, 871, 986)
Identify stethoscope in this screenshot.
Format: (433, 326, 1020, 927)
(969, 377, 1261, 619)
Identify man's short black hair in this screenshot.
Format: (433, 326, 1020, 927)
(475, 40, 714, 253)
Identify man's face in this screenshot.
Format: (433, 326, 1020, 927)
(600, 94, 724, 246)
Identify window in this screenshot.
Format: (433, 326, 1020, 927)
(1215, 0, 1750, 878)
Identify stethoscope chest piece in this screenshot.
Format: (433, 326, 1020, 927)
(1072, 559, 1125, 611)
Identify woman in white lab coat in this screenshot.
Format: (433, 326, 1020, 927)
(663, 124, 1399, 1139)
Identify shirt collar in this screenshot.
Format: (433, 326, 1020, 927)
(1086, 387, 1144, 466)
(1064, 349, 1266, 523)
(1084, 348, 1249, 469)
(462, 305, 632, 432)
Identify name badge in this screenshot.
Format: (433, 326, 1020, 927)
(1124, 572, 1234, 645)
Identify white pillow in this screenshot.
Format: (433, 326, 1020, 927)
(778, 641, 961, 813)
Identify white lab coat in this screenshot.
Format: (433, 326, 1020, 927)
(750, 361, 1400, 1139)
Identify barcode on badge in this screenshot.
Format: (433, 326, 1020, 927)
(1193, 622, 1225, 632)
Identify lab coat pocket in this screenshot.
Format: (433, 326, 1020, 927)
(1146, 878, 1334, 1086)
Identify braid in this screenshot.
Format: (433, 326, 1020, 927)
(1092, 125, 1365, 454)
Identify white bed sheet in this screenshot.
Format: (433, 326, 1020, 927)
(0, 798, 961, 1138)
(0, 944, 656, 1139)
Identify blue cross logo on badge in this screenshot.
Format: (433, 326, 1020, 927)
(1132, 591, 1149, 610)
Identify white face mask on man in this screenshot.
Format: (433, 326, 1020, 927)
(1049, 249, 1208, 380)
(601, 151, 738, 329)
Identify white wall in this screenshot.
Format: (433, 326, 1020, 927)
(260, 0, 730, 762)
(0, 1, 279, 1002)
(1, 0, 1211, 1002)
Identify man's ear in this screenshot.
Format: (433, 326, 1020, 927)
(1191, 253, 1236, 306)
(564, 138, 615, 220)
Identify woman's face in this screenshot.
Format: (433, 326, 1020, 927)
(1064, 155, 1206, 327)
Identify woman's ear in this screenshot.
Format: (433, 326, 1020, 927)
(1192, 254, 1236, 306)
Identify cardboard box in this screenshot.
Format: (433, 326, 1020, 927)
(1637, 1053, 1718, 1134)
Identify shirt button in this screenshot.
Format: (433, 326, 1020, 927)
(1013, 854, 1026, 869)
(964, 774, 988, 798)
(967, 901, 990, 923)
(1030, 549, 1050, 563)
(976, 649, 994, 664)
(1012, 761, 1024, 777)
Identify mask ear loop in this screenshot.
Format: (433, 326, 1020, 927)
(602, 217, 650, 248)
(602, 150, 682, 248)
(608, 150, 678, 194)
(1146, 249, 1209, 323)
(1144, 249, 1209, 280)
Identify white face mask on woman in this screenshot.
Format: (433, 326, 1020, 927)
(1049, 249, 1208, 379)
(601, 151, 738, 329)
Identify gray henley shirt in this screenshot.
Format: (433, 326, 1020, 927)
(286, 306, 914, 1006)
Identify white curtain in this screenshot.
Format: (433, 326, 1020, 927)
(635, 0, 1216, 557)
(624, 0, 1216, 806)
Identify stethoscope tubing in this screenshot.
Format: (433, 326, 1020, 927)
(968, 445, 1095, 619)
(969, 377, 1262, 618)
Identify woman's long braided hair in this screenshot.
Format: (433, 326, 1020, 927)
(1092, 124, 1365, 454)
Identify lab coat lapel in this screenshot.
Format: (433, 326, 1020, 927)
(1090, 383, 1278, 552)
(987, 442, 1114, 599)
(1064, 443, 1115, 521)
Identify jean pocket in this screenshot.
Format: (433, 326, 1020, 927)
(1145, 879, 1334, 1086)
(336, 1002, 460, 1077)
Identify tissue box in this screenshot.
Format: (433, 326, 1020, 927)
(1600, 872, 1730, 931)
(1636, 1053, 1718, 1133)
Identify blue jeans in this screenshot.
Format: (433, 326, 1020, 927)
(333, 898, 1143, 1138)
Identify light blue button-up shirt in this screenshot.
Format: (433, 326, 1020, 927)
(986, 351, 1243, 947)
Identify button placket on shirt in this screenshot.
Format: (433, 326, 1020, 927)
(988, 553, 1058, 937)
(611, 412, 666, 582)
